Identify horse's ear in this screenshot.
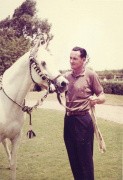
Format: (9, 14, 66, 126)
(45, 39, 49, 50)
(34, 39, 40, 49)
(37, 40, 41, 47)
(30, 39, 40, 57)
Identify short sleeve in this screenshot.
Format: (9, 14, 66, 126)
(91, 71, 104, 96)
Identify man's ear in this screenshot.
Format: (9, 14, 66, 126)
(82, 57, 86, 62)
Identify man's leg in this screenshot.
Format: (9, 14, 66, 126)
(64, 115, 81, 180)
(75, 114, 94, 180)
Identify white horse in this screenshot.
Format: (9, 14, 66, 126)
(0, 40, 68, 180)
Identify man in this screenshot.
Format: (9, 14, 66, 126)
(64, 47, 105, 180)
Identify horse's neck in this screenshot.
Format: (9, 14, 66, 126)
(3, 52, 33, 105)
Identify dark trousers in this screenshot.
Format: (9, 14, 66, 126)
(64, 113, 94, 180)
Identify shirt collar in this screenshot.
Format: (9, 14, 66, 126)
(72, 68, 86, 78)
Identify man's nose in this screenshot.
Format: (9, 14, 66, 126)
(70, 58, 73, 62)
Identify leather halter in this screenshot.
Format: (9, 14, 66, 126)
(0, 56, 62, 113)
(29, 58, 62, 93)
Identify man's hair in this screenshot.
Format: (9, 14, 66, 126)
(72, 47, 87, 58)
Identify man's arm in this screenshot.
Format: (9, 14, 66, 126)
(89, 93, 106, 106)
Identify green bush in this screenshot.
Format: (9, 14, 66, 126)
(101, 81, 123, 95)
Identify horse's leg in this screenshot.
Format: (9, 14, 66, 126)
(10, 132, 22, 180)
(2, 138, 11, 162)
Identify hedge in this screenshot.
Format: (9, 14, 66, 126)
(101, 81, 123, 95)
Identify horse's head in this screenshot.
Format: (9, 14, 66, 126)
(29, 40, 68, 93)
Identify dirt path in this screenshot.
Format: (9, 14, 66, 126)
(27, 100, 123, 124)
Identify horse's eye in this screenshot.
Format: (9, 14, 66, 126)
(41, 61, 46, 67)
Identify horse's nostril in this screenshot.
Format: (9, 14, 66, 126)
(42, 76, 46, 80)
(61, 81, 66, 87)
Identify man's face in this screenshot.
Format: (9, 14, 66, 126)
(70, 50, 85, 71)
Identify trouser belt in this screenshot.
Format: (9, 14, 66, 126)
(66, 111, 89, 116)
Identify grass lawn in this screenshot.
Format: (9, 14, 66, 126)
(0, 108, 122, 180)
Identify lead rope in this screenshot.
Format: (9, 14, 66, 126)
(23, 89, 49, 139)
(90, 106, 106, 153)
(26, 111, 36, 139)
(57, 93, 106, 153)
(0, 75, 50, 139)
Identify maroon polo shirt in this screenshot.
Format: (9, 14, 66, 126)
(64, 68, 104, 112)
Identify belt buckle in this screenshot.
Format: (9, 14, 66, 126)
(66, 112, 70, 116)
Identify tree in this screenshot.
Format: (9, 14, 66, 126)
(0, 29, 30, 75)
(105, 72, 114, 80)
(0, 0, 53, 75)
(0, 0, 53, 39)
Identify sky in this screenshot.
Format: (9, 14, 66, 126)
(0, 0, 123, 71)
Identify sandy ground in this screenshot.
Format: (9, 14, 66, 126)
(26, 100, 123, 124)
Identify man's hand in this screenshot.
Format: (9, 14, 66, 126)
(89, 93, 106, 106)
(89, 96, 98, 106)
